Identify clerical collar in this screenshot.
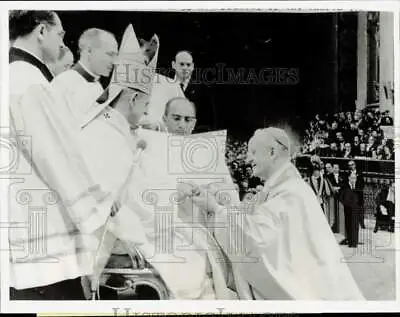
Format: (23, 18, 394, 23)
(72, 62, 100, 82)
(9, 47, 53, 82)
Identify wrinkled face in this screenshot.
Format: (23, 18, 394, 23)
(333, 164, 339, 174)
(113, 89, 149, 127)
(89, 33, 118, 77)
(41, 13, 65, 63)
(163, 99, 196, 135)
(172, 51, 194, 82)
(246, 135, 276, 180)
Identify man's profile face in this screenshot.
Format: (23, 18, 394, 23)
(127, 90, 150, 127)
(172, 51, 194, 81)
(41, 13, 66, 63)
(163, 99, 196, 135)
(89, 33, 118, 77)
(246, 135, 273, 180)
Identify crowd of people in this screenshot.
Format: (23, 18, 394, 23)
(301, 109, 395, 160)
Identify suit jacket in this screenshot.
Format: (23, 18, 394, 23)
(376, 186, 395, 216)
(327, 173, 343, 189)
(339, 183, 364, 212)
(183, 82, 215, 132)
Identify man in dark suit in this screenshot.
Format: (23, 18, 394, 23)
(339, 172, 364, 248)
(172, 50, 215, 132)
(346, 160, 365, 228)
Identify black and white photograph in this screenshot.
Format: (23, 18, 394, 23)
(1, 1, 399, 314)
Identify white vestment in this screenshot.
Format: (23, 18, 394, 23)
(9, 60, 113, 289)
(212, 162, 365, 300)
(78, 108, 239, 298)
(52, 69, 103, 124)
(145, 73, 185, 123)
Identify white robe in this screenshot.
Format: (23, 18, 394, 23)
(212, 162, 365, 300)
(51, 69, 103, 124)
(78, 109, 238, 299)
(144, 73, 185, 123)
(9, 60, 113, 289)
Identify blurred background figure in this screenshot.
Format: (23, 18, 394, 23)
(47, 45, 74, 76)
(374, 182, 395, 233)
(305, 155, 334, 227)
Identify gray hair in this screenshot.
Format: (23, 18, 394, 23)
(78, 28, 115, 55)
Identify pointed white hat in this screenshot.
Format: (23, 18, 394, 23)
(81, 24, 159, 128)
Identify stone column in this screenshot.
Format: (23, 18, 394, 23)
(379, 12, 394, 117)
(356, 12, 368, 112)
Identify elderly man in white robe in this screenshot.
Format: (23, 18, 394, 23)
(52, 28, 118, 124)
(77, 24, 239, 300)
(190, 127, 365, 300)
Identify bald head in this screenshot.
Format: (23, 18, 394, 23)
(163, 97, 196, 135)
(247, 128, 291, 180)
(172, 50, 194, 82)
(78, 28, 118, 77)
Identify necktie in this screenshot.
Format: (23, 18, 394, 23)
(180, 82, 185, 92)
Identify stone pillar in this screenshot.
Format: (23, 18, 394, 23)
(379, 12, 394, 117)
(356, 12, 368, 112)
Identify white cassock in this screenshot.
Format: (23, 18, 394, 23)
(144, 73, 185, 123)
(78, 107, 240, 298)
(51, 67, 103, 124)
(212, 162, 365, 300)
(9, 59, 113, 289)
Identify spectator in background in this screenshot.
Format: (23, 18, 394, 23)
(358, 143, 367, 157)
(352, 136, 361, 156)
(366, 136, 376, 158)
(383, 145, 393, 160)
(326, 163, 343, 233)
(339, 172, 364, 248)
(358, 129, 367, 144)
(347, 160, 366, 229)
(47, 45, 74, 76)
(306, 156, 334, 226)
(374, 182, 395, 233)
(329, 142, 339, 157)
(343, 143, 353, 159)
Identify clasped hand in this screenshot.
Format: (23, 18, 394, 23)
(178, 182, 221, 214)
